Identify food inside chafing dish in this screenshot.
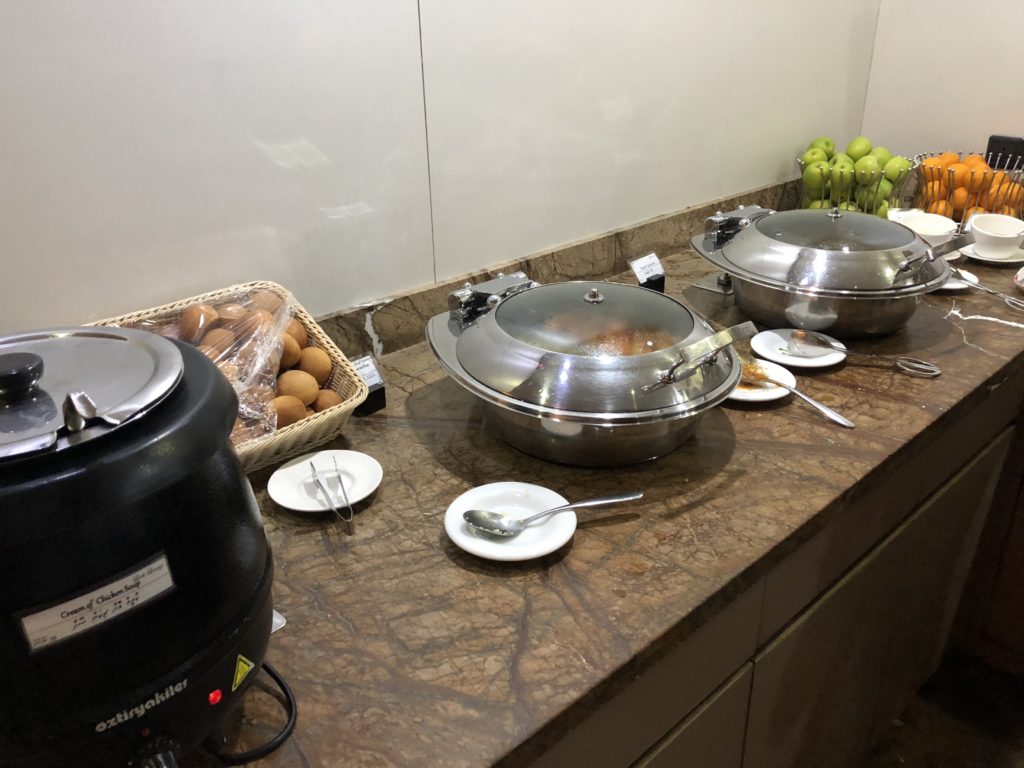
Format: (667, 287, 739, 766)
(576, 327, 678, 357)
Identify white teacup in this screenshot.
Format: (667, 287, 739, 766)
(970, 213, 1024, 259)
(901, 211, 958, 247)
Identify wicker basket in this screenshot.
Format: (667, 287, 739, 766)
(91, 281, 368, 473)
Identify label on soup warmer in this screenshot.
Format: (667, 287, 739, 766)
(19, 554, 175, 652)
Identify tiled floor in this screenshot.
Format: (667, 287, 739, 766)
(865, 652, 1024, 767)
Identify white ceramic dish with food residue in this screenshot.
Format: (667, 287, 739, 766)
(728, 360, 797, 403)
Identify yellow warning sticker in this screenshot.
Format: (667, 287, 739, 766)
(232, 655, 255, 692)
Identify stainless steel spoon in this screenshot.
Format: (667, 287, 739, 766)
(740, 363, 854, 429)
(463, 491, 643, 537)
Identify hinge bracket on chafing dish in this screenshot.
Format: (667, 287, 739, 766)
(703, 205, 775, 248)
(447, 272, 538, 328)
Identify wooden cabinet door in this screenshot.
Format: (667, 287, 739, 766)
(633, 665, 751, 768)
(743, 430, 1011, 768)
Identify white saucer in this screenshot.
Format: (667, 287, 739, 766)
(937, 268, 979, 292)
(267, 449, 383, 513)
(750, 329, 847, 368)
(444, 482, 575, 562)
(961, 244, 1024, 265)
(728, 360, 796, 403)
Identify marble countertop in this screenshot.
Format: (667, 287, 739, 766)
(186, 251, 1024, 768)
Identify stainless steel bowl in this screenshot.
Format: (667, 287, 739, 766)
(426, 274, 753, 466)
(691, 206, 967, 338)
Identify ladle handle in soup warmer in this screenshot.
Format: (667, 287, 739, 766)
(658, 321, 757, 385)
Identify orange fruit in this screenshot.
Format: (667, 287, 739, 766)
(965, 169, 993, 194)
(946, 162, 971, 188)
(927, 199, 954, 217)
(984, 176, 1013, 208)
(951, 187, 969, 216)
(995, 205, 1017, 216)
(1006, 182, 1024, 207)
(938, 151, 961, 168)
(962, 154, 988, 168)
(963, 205, 986, 222)
(921, 180, 948, 204)
(920, 156, 945, 179)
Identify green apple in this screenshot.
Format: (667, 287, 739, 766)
(808, 137, 835, 159)
(846, 136, 873, 162)
(838, 201, 861, 212)
(883, 155, 913, 183)
(831, 163, 855, 192)
(808, 199, 833, 209)
(802, 160, 831, 191)
(801, 147, 829, 166)
(874, 200, 889, 219)
(854, 155, 882, 186)
(869, 146, 893, 168)
(831, 152, 854, 168)
(855, 178, 893, 210)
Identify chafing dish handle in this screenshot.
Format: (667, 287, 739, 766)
(896, 232, 974, 275)
(659, 321, 758, 385)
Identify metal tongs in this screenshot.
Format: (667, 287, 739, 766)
(950, 267, 1024, 313)
(786, 330, 941, 378)
(309, 458, 355, 532)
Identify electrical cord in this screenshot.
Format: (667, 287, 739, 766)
(207, 661, 297, 766)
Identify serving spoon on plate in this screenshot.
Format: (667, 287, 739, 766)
(463, 490, 643, 537)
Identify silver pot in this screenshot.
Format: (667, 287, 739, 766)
(691, 206, 970, 338)
(426, 273, 754, 466)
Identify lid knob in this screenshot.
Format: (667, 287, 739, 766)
(584, 288, 605, 304)
(0, 352, 44, 398)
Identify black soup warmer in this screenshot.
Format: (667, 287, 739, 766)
(0, 327, 275, 767)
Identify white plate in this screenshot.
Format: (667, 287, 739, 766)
(937, 268, 979, 291)
(960, 244, 1024, 265)
(267, 450, 383, 513)
(728, 360, 796, 403)
(444, 482, 575, 562)
(750, 329, 847, 369)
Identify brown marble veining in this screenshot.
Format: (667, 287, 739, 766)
(315, 181, 801, 360)
(182, 249, 1024, 768)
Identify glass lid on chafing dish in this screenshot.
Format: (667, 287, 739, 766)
(440, 276, 744, 414)
(698, 206, 950, 294)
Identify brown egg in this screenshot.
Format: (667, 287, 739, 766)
(179, 304, 219, 343)
(298, 347, 332, 386)
(285, 317, 308, 348)
(280, 334, 301, 369)
(233, 309, 275, 341)
(201, 328, 236, 354)
(305, 408, 315, 418)
(314, 389, 343, 412)
(216, 302, 250, 331)
(249, 290, 284, 315)
(276, 369, 319, 405)
(271, 395, 307, 429)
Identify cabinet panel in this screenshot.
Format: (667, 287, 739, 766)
(744, 430, 1011, 768)
(529, 582, 763, 768)
(634, 664, 751, 768)
(871, 428, 1013, 742)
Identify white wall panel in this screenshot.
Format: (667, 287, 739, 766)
(863, 0, 1024, 158)
(0, 1, 432, 332)
(421, 0, 881, 279)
